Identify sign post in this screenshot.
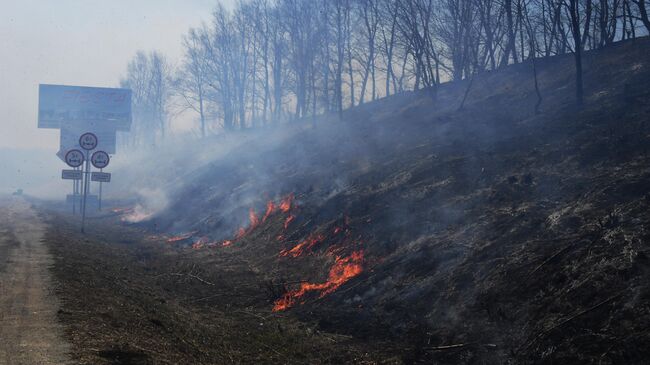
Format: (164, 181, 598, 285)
(90, 151, 110, 211)
(78, 133, 98, 233)
(64, 149, 84, 215)
(37, 84, 131, 227)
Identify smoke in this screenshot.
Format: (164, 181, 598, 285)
(0, 147, 65, 199)
(121, 188, 169, 223)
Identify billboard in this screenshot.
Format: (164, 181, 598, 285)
(38, 84, 132, 131)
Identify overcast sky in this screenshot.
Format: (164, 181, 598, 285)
(0, 0, 234, 150)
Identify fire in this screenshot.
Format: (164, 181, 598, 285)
(279, 233, 325, 257)
(230, 193, 296, 242)
(167, 231, 196, 243)
(262, 201, 275, 222)
(279, 193, 294, 213)
(249, 208, 260, 229)
(273, 250, 364, 311)
(192, 237, 207, 249)
(111, 207, 134, 214)
(171, 193, 297, 251)
(120, 205, 153, 223)
(235, 227, 246, 240)
(284, 215, 295, 230)
(233, 206, 264, 241)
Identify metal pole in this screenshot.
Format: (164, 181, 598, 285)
(72, 167, 76, 215)
(81, 150, 90, 233)
(78, 167, 83, 214)
(98, 168, 103, 211)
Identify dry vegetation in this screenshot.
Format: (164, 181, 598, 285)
(44, 38, 650, 364)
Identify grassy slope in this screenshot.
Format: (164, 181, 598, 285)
(48, 38, 650, 364)
(157, 38, 650, 364)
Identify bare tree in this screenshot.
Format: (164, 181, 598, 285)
(121, 50, 172, 147)
(175, 27, 211, 137)
(633, 0, 650, 33)
(567, 0, 585, 105)
(115, 0, 642, 137)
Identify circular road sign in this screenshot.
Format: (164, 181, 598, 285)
(91, 151, 110, 169)
(64, 149, 85, 168)
(79, 132, 98, 150)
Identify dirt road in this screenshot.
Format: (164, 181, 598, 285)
(0, 197, 70, 365)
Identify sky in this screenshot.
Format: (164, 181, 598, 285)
(0, 0, 235, 151)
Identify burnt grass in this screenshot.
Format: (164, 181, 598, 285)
(45, 38, 650, 364)
(44, 215, 388, 364)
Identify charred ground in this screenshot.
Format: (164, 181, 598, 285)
(43, 38, 650, 364)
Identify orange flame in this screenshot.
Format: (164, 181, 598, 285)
(273, 250, 364, 311)
(249, 208, 260, 229)
(192, 237, 207, 249)
(235, 227, 246, 240)
(279, 194, 294, 213)
(262, 201, 276, 222)
(284, 215, 295, 230)
(279, 233, 325, 257)
(167, 231, 197, 243)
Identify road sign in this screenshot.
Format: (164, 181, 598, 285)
(37, 84, 130, 228)
(38, 84, 132, 130)
(91, 151, 110, 169)
(62, 169, 83, 180)
(79, 132, 98, 150)
(91, 172, 111, 182)
(59, 123, 117, 160)
(64, 149, 84, 167)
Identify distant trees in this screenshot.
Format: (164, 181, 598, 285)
(174, 27, 211, 138)
(122, 0, 648, 140)
(120, 51, 172, 147)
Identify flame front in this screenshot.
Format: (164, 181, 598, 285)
(262, 201, 275, 222)
(167, 231, 197, 243)
(279, 194, 294, 213)
(169, 193, 296, 251)
(273, 250, 364, 311)
(234, 227, 246, 240)
(249, 208, 260, 229)
(279, 233, 325, 257)
(284, 215, 295, 230)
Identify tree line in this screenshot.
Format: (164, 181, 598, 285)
(120, 0, 650, 146)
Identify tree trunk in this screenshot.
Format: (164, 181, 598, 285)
(638, 0, 650, 33)
(569, 0, 584, 106)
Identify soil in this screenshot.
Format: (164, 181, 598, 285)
(0, 197, 71, 365)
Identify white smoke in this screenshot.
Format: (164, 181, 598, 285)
(121, 188, 168, 223)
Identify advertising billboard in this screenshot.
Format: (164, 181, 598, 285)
(38, 84, 132, 131)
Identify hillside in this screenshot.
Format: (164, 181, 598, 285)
(80, 38, 650, 364)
